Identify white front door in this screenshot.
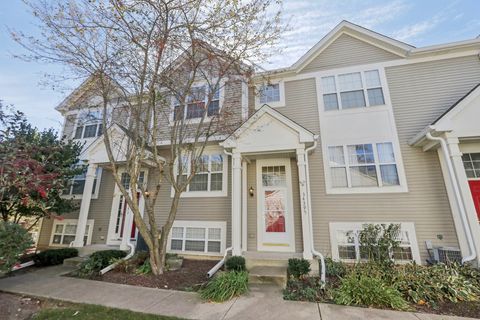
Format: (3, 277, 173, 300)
(256, 159, 295, 252)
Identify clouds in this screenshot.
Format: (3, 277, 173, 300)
(264, 0, 410, 68)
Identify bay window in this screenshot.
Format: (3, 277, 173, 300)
(328, 142, 399, 189)
(321, 69, 385, 111)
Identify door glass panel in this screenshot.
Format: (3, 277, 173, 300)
(262, 166, 286, 187)
(264, 190, 286, 233)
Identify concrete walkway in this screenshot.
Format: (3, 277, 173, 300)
(0, 266, 474, 320)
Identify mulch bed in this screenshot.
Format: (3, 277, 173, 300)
(94, 259, 219, 291)
(415, 301, 480, 319)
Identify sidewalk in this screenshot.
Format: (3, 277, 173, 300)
(0, 265, 474, 320)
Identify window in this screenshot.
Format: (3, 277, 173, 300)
(168, 221, 226, 255)
(63, 167, 102, 198)
(50, 219, 94, 246)
(259, 84, 280, 104)
(330, 222, 420, 263)
(172, 85, 221, 121)
(462, 153, 480, 179)
(321, 69, 385, 111)
(73, 110, 103, 139)
(328, 142, 399, 188)
(120, 171, 145, 190)
(175, 153, 226, 196)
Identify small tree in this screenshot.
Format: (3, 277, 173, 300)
(0, 221, 33, 272)
(13, 0, 284, 274)
(358, 223, 401, 266)
(0, 104, 82, 228)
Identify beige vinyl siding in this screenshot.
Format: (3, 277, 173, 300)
(62, 114, 77, 140)
(149, 149, 232, 248)
(301, 34, 401, 73)
(37, 168, 116, 248)
(263, 56, 480, 262)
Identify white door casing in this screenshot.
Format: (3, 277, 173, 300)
(256, 158, 295, 252)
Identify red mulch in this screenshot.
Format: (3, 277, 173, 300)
(95, 259, 219, 291)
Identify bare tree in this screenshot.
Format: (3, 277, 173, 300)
(13, 0, 283, 274)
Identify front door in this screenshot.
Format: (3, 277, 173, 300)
(256, 159, 295, 252)
(468, 180, 480, 221)
(113, 194, 138, 240)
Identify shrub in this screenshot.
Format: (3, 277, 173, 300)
(334, 272, 410, 311)
(394, 263, 479, 305)
(136, 259, 152, 275)
(287, 258, 311, 279)
(325, 258, 347, 278)
(0, 221, 33, 272)
(226, 256, 246, 272)
(359, 223, 401, 267)
(284, 277, 328, 302)
(77, 249, 126, 277)
(200, 271, 249, 302)
(33, 248, 78, 266)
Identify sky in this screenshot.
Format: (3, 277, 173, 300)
(0, 0, 479, 131)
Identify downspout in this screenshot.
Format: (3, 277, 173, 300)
(425, 132, 477, 264)
(100, 241, 135, 275)
(305, 139, 326, 285)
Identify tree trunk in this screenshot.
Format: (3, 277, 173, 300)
(149, 241, 163, 276)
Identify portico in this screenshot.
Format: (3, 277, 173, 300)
(221, 105, 318, 259)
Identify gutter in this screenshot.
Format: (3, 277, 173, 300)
(305, 138, 326, 286)
(207, 247, 233, 278)
(424, 131, 477, 264)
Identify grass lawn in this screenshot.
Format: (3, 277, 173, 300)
(32, 303, 185, 320)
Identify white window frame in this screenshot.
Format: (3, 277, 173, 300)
(326, 142, 406, 193)
(71, 108, 104, 141)
(462, 152, 480, 180)
(171, 147, 228, 198)
(168, 81, 225, 125)
(49, 219, 94, 247)
(255, 80, 285, 109)
(62, 167, 103, 200)
(329, 222, 421, 264)
(167, 220, 227, 256)
(320, 69, 386, 111)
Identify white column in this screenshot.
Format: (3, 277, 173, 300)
(241, 160, 248, 252)
(73, 163, 97, 247)
(120, 197, 134, 250)
(446, 136, 480, 265)
(297, 148, 313, 260)
(232, 151, 242, 256)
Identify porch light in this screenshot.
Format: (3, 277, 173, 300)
(145, 189, 150, 198)
(249, 186, 254, 197)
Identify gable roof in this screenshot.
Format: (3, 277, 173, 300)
(221, 104, 317, 148)
(432, 83, 480, 126)
(292, 21, 414, 73)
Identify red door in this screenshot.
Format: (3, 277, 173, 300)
(468, 180, 480, 221)
(119, 192, 139, 239)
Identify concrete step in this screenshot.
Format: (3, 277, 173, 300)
(63, 256, 87, 267)
(248, 266, 287, 287)
(244, 251, 302, 269)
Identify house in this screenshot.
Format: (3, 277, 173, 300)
(36, 21, 480, 268)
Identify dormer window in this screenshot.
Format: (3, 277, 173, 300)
(74, 110, 103, 139)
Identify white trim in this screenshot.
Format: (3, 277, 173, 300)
(167, 79, 225, 125)
(62, 167, 103, 200)
(170, 145, 228, 198)
(254, 80, 286, 109)
(316, 66, 408, 194)
(106, 168, 148, 246)
(167, 220, 227, 256)
(329, 222, 421, 264)
(241, 81, 249, 121)
(256, 158, 296, 252)
(49, 219, 94, 247)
